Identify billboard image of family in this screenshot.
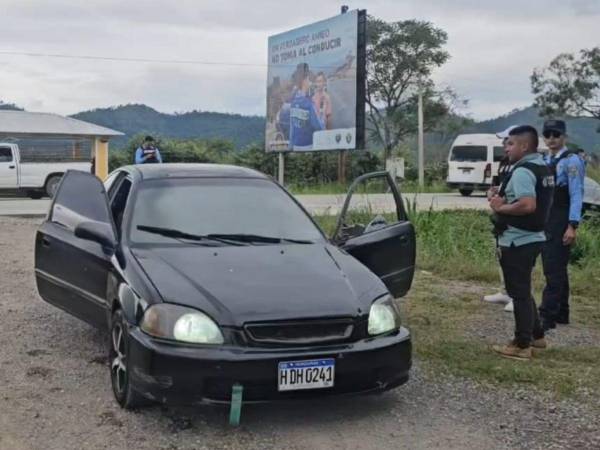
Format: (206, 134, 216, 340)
(266, 10, 361, 152)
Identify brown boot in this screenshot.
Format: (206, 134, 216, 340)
(491, 342, 532, 361)
(532, 337, 547, 349)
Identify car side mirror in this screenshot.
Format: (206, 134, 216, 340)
(75, 220, 117, 252)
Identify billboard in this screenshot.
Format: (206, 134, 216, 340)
(266, 10, 366, 152)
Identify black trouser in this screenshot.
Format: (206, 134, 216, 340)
(500, 242, 545, 348)
(539, 209, 571, 324)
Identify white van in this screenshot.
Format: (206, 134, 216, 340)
(446, 134, 505, 196)
(0, 143, 91, 199)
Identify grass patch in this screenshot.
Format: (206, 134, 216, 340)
(403, 277, 600, 399)
(314, 209, 600, 296)
(587, 164, 600, 183)
(314, 207, 600, 397)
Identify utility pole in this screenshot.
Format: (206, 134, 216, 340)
(417, 87, 425, 188)
(338, 5, 349, 186)
(278, 152, 285, 185)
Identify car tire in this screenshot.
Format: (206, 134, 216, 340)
(109, 309, 151, 410)
(45, 175, 62, 198)
(459, 189, 473, 197)
(27, 191, 43, 200)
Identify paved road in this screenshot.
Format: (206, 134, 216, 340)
(0, 193, 488, 217)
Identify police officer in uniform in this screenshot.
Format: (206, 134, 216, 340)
(539, 120, 585, 330)
(489, 125, 554, 360)
(135, 136, 163, 164)
(288, 63, 325, 150)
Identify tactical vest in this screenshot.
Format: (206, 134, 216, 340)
(492, 161, 554, 234)
(142, 147, 159, 164)
(548, 149, 577, 210)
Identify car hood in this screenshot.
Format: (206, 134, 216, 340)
(131, 243, 387, 326)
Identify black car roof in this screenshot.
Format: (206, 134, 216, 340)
(123, 163, 269, 181)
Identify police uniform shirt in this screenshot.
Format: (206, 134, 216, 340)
(544, 147, 585, 223)
(498, 153, 548, 248)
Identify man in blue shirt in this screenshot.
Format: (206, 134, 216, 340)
(489, 125, 554, 360)
(539, 120, 585, 330)
(288, 63, 325, 150)
(135, 136, 163, 164)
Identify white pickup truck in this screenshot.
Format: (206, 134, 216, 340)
(0, 143, 91, 199)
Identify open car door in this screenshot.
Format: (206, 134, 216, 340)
(332, 171, 416, 298)
(35, 170, 116, 328)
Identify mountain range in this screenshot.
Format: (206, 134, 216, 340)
(1, 101, 598, 152)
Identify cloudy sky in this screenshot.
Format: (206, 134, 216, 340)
(0, 0, 598, 120)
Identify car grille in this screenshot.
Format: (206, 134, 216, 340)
(244, 319, 354, 345)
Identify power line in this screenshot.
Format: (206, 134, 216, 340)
(0, 50, 266, 67)
(0, 50, 346, 69)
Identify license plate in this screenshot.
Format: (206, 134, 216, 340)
(278, 358, 335, 391)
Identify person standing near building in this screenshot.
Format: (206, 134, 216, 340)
(539, 120, 585, 330)
(135, 136, 163, 164)
(489, 125, 554, 360)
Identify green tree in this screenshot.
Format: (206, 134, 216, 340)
(531, 47, 600, 120)
(366, 18, 451, 161)
(0, 101, 23, 111)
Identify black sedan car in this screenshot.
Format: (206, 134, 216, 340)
(34, 164, 415, 409)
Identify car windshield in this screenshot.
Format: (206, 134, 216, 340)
(129, 177, 325, 245)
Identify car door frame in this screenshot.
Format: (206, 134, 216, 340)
(35, 170, 118, 328)
(332, 171, 416, 298)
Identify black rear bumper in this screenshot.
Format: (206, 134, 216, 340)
(446, 182, 490, 191)
(127, 326, 411, 405)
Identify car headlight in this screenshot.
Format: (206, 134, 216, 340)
(140, 303, 224, 344)
(368, 295, 401, 336)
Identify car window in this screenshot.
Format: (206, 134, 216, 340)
(334, 173, 405, 242)
(110, 178, 132, 234)
(493, 146, 506, 162)
(104, 171, 125, 198)
(50, 171, 112, 231)
(450, 146, 487, 162)
(0, 147, 13, 163)
(129, 178, 325, 244)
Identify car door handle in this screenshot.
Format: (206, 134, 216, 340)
(398, 236, 409, 245)
(41, 237, 51, 247)
(8, 165, 15, 169)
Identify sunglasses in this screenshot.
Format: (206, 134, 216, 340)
(543, 130, 563, 139)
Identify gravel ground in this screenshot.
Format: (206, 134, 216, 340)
(1, 217, 599, 450)
(440, 277, 600, 348)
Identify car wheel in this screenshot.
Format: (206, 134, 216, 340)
(109, 309, 150, 409)
(45, 175, 62, 198)
(459, 189, 473, 197)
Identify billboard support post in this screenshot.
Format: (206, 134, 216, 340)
(418, 88, 425, 188)
(337, 150, 347, 185)
(278, 152, 285, 185)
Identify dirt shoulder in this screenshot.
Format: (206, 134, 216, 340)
(0, 218, 598, 450)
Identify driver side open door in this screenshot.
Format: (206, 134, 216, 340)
(35, 170, 117, 328)
(332, 172, 416, 298)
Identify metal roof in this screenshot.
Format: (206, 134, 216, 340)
(0, 111, 123, 137)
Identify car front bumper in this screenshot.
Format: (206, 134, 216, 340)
(127, 326, 411, 405)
